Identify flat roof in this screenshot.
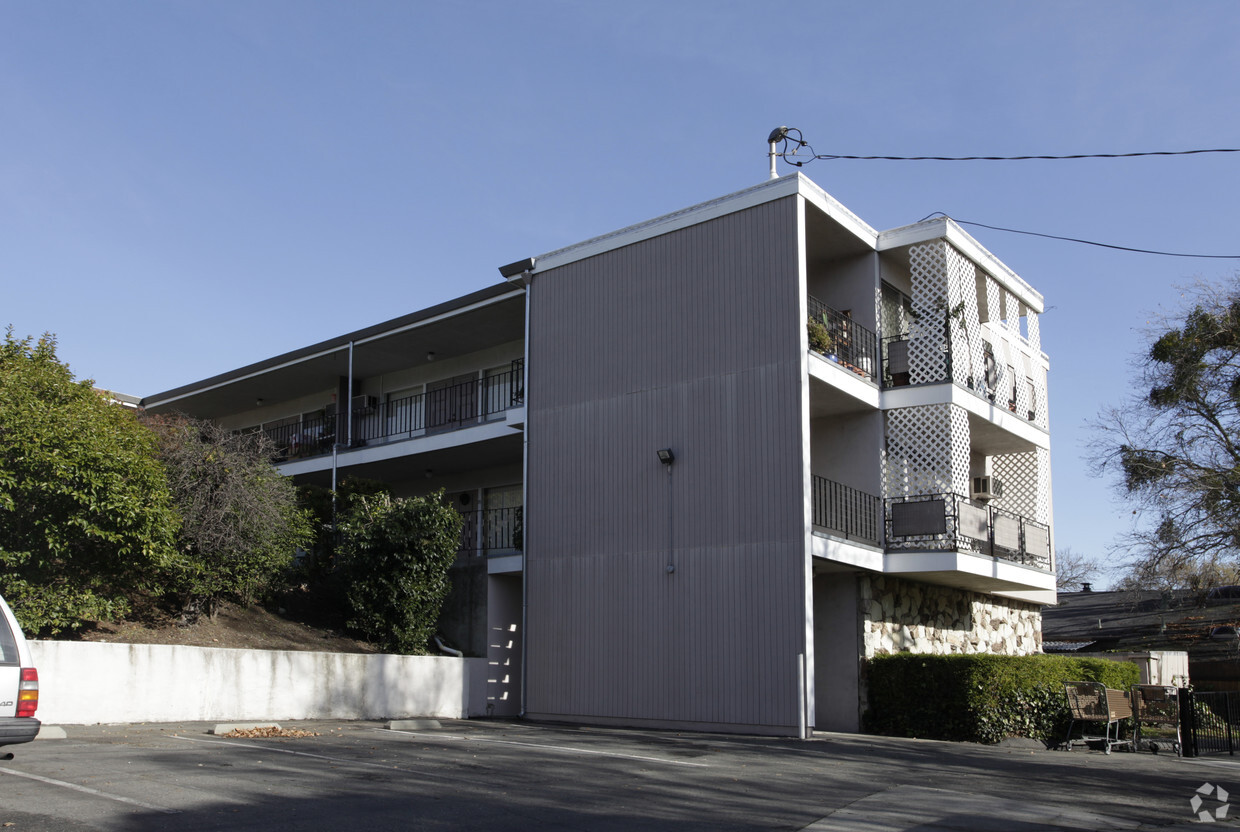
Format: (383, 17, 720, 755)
(143, 282, 524, 408)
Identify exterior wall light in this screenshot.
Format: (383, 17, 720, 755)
(657, 448, 675, 465)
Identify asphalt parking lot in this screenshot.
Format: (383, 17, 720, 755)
(1, 719, 1238, 831)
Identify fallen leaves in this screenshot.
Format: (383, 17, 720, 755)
(219, 726, 320, 739)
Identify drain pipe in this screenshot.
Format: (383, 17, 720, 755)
(797, 652, 807, 739)
(434, 635, 462, 657)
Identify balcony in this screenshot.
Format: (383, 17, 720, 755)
(886, 492, 1051, 571)
(265, 362, 524, 461)
(812, 475, 881, 546)
(807, 296, 878, 383)
(458, 506, 523, 557)
(880, 335, 1045, 430)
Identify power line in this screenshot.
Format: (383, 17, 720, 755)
(919, 213, 1240, 259)
(770, 127, 1240, 164)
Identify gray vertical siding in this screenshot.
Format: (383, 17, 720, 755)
(526, 197, 807, 731)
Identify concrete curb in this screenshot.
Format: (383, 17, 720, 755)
(35, 726, 67, 740)
(386, 719, 441, 731)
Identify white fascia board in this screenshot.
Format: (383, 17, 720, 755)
(145, 290, 525, 410)
(884, 550, 1057, 593)
(807, 353, 882, 408)
(811, 532, 883, 572)
(274, 420, 519, 477)
(877, 218, 1044, 314)
(488, 554, 523, 575)
(880, 383, 1050, 449)
(533, 174, 879, 274)
(795, 175, 880, 248)
(993, 588, 1057, 606)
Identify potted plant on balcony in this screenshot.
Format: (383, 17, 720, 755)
(808, 315, 836, 361)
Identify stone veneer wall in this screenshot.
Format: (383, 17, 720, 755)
(860, 575, 1041, 658)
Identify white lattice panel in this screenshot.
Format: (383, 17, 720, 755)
(908, 242, 949, 385)
(991, 448, 1051, 525)
(1027, 310, 1041, 353)
(883, 404, 971, 499)
(946, 245, 984, 390)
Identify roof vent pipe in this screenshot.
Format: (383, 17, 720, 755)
(768, 126, 788, 180)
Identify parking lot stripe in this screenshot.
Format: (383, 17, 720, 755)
(0, 766, 181, 814)
(169, 735, 495, 786)
(378, 729, 711, 768)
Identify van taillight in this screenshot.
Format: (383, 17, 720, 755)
(16, 668, 37, 718)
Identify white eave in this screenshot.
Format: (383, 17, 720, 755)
(533, 173, 879, 274)
(878, 217, 1045, 314)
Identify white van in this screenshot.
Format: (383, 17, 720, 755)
(0, 594, 39, 749)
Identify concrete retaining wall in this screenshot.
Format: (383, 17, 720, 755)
(29, 641, 487, 725)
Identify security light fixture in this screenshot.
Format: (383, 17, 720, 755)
(657, 448, 675, 465)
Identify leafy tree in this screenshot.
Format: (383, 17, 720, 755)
(1094, 278, 1240, 588)
(0, 330, 180, 634)
(144, 413, 312, 621)
(337, 490, 461, 654)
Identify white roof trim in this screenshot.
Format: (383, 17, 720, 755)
(878, 218, 1044, 314)
(145, 290, 523, 409)
(534, 173, 879, 274)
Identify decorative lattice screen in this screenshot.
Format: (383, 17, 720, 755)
(908, 242, 949, 385)
(883, 404, 971, 499)
(990, 447, 1051, 525)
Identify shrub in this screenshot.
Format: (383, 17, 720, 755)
(145, 414, 312, 621)
(807, 316, 833, 354)
(336, 490, 461, 654)
(865, 653, 1140, 744)
(0, 331, 180, 635)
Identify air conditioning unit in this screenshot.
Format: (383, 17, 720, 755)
(971, 476, 1003, 502)
(351, 395, 377, 413)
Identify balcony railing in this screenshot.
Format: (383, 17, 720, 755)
(811, 475, 881, 546)
(458, 506, 523, 557)
(880, 336, 1042, 423)
(266, 361, 524, 461)
(807, 296, 878, 382)
(885, 492, 1051, 570)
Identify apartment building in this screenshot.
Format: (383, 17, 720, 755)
(142, 172, 1054, 736)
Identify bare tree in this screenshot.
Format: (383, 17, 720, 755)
(1092, 276, 1240, 589)
(1054, 546, 1100, 592)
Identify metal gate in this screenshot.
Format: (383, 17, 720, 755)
(1180, 689, 1240, 757)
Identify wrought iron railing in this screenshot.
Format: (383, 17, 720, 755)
(807, 296, 878, 382)
(266, 361, 523, 461)
(885, 492, 1051, 569)
(457, 506, 523, 556)
(811, 476, 880, 545)
(266, 413, 337, 461)
(878, 336, 1042, 423)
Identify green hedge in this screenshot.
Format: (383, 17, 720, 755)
(865, 653, 1141, 744)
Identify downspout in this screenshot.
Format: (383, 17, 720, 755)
(347, 340, 355, 448)
(519, 276, 531, 718)
(434, 635, 463, 657)
(497, 257, 536, 721)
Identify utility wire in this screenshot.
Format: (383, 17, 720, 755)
(770, 127, 1240, 164)
(918, 212, 1240, 259)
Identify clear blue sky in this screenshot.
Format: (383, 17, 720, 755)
(4, 1, 1238, 583)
